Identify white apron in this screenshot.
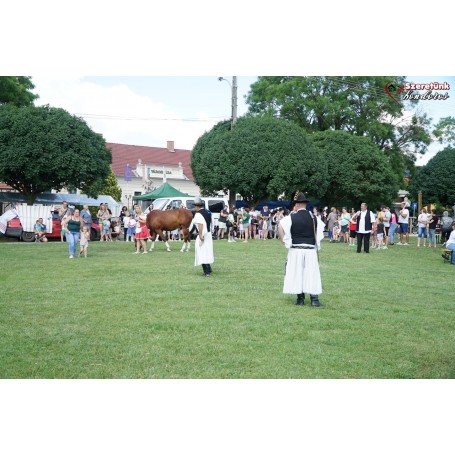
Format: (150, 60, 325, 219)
(193, 212, 214, 266)
(280, 211, 324, 295)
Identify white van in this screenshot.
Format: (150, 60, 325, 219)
(151, 196, 228, 227)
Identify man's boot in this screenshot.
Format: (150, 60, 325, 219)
(310, 294, 325, 307)
(294, 293, 305, 306)
(207, 264, 213, 274)
(202, 264, 210, 276)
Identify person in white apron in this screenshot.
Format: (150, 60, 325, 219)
(193, 197, 214, 277)
(278, 191, 325, 307)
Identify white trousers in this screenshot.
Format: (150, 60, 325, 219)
(283, 247, 322, 295)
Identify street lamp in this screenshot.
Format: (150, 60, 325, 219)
(218, 76, 237, 129)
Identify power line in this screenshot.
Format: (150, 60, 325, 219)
(74, 113, 227, 122)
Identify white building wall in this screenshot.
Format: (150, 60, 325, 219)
(116, 176, 201, 208)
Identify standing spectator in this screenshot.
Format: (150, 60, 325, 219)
(58, 201, 70, 242)
(440, 211, 454, 245)
(62, 208, 83, 259)
(273, 208, 285, 240)
(79, 226, 90, 257)
(348, 208, 357, 246)
(193, 197, 214, 276)
(237, 208, 245, 240)
(261, 205, 272, 239)
(259, 215, 267, 240)
(427, 209, 438, 248)
(339, 207, 350, 244)
(125, 213, 136, 242)
(227, 209, 237, 243)
(417, 208, 429, 247)
(326, 207, 338, 242)
(97, 204, 110, 241)
(376, 217, 386, 250)
(80, 204, 92, 233)
(442, 222, 455, 264)
(332, 219, 340, 242)
(278, 191, 324, 307)
(352, 203, 376, 253)
(102, 218, 112, 241)
(388, 208, 399, 245)
(382, 206, 391, 246)
(240, 207, 251, 243)
(403, 196, 411, 211)
(119, 206, 128, 241)
(133, 206, 149, 254)
(217, 205, 228, 240)
(144, 203, 154, 214)
(34, 218, 48, 242)
(249, 209, 258, 240)
(397, 202, 410, 245)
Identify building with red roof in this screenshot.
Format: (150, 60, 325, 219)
(108, 140, 201, 207)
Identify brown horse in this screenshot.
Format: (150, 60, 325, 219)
(146, 208, 193, 252)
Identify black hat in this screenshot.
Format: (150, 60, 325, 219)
(193, 197, 205, 207)
(291, 191, 309, 204)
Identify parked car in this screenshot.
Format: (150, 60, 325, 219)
(5, 210, 100, 241)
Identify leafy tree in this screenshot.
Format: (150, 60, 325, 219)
(433, 116, 455, 146)
(99, 169, 122, 201)
(191, 117, 328, 206)
(311, 130, 399, 208)
(0, 76, 38, 106)
(408, 146, 455, 207)
(0, 104, 112, 204)
(246, 76, 432, 166)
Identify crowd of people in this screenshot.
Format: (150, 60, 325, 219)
(319, 203, 454, 251)
(32, 197, 455, 267)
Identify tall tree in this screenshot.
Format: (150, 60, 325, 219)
(0, 104, 112, 204)
(311, 130, 399, 208)
(99, 169, 122, 201)
(408, 146, 455, 207)
(433, 116, 455, 146)
(0, 76, 38, 106)
(191, 117, 328, 206)
(246, 76, 432, 165)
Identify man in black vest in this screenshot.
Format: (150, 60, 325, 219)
(278, 191, 324, 307)
(353, 202, 376, 253)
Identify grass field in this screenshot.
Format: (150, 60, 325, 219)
(0, 236, 454, 378)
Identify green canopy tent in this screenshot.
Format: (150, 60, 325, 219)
(133, 182, 192, 201)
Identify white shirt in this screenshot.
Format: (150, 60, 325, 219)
(447, 230, 455, 247)
(383, 210, 391, 227)
(398, 208, 409, 224)
(418, 213, 429, 228)
(356, 210, 376, 234)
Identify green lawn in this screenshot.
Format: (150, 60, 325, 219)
(0, 236, 454, 378)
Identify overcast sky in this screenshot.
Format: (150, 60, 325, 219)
(31, 76, 257, 151)
(31, 75, 454, 165)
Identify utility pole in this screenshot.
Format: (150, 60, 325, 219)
(218, 76, 238, 129)
(218, 76, 238, 207)
(231, 76, 237, 129)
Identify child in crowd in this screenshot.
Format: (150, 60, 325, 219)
(102, 219, 111, 241)
(332, 221, 340, 242)
(261, 217, 268, 240)
(126, 214, 136, 242)
(171, 227, 179, 240)
(79, 226, 90, 257)
(376, 217, 386, 250)
(111, 221, 120, 241)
